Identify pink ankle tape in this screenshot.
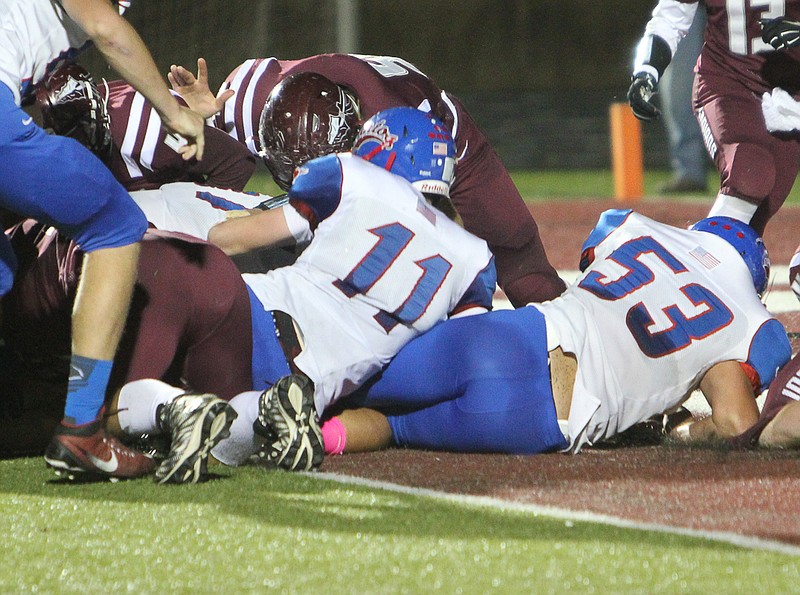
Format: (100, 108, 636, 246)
(321, 416, 347, 456)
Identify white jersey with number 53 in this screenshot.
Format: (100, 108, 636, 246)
(244, 153, 496, 415)
(534, 210, 790, 451)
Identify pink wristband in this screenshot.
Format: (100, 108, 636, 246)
(321, 416, 347, 456)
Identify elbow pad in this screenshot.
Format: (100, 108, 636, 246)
(634, 35, 673, 81)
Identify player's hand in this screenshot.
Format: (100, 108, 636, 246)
(168, 58, 234, 119)
(627, 73, 660, 122)
(761, 17, 800, 50)
(663, 406, 694, 437)
(161, 105, 206, 161)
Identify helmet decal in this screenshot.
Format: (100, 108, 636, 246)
(352, 107, 457, 198)
(327, 87, 359, 146)
(352, 119, 398, 153)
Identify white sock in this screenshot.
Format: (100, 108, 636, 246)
(708, 193, 758, 223)
(211, 391, 262, 466)
(116, 379, 184, 435)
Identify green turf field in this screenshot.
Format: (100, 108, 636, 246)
(1, 457, 797, 593)
(5, 169, 800, 592)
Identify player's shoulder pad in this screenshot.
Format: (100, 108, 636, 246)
(748, 318, 792, 393)
(579, 209, 634, 271)
(288, 153, 345, 223)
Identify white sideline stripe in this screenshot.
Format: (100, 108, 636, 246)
(313, 472, 800, 556)
(494, 266, 799, 313)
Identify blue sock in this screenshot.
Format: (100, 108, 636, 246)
(63, 355, 114, 425)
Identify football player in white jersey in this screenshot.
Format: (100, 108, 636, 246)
(0, 0, 205, 480)
(113, 107, 497, 477)
(315, 210, 791, 457)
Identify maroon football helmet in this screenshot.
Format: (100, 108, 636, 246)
(258, 72, 361, 190)
(35, 62, 112, 162)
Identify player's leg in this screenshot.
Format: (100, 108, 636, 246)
(323, 408, 393, 454)
(0, 97, 151, 478)
(107, 235, 253, 482)
(695, 72, 797, 233)
(357, 308, 567, 453)
(387, 376, 566, 454)
(749, 137, 800, 234)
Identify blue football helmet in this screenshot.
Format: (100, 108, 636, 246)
(690, 217, 770, 296)
(352, 107, 456, 197)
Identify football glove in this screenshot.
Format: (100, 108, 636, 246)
(761, 17, 800, 50)
(627, 73, 660, 122)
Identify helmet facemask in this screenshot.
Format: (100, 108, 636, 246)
(36, 63, 112, 163)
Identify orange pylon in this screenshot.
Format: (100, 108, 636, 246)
(609, 102, 644, 202)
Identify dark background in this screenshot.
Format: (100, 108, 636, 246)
(82, 1, 670, 170)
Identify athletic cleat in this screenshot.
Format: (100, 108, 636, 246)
(254, 374, 323, 471)
(155, 393, 237, 484)
(44, 418, 156, 480)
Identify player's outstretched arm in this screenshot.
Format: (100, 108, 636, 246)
(670, 361, 759, 442)
(207, 206, 295, 256)
(759, 400, 800, 448)
(169, 58, 234, 119)
(62, 0, 205, 160)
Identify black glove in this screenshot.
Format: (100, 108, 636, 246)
(627, 73, 660, 122)
(761, 17, 800, 50)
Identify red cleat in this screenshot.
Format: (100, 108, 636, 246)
(44, 418, 155, 480)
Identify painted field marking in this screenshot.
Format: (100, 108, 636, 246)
(314, 472, 800, 556)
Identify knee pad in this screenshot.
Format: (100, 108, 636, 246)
(724, 143, 776, 200)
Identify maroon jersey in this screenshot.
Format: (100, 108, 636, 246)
(678, 1, 800, 233)
(102, 80, 256, 192)
(2, 223, 254, 402)
(692, 0, 800, 94)
(214, 54, 566, 306)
